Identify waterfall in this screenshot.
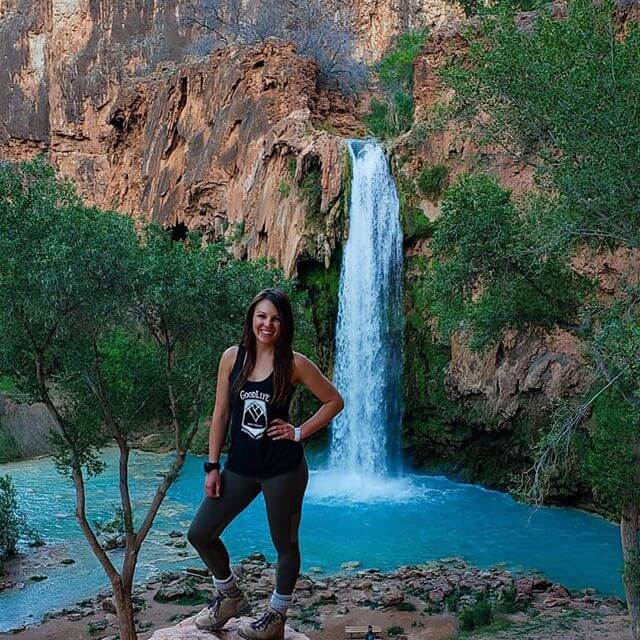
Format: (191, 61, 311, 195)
(329, 140, 404, 477)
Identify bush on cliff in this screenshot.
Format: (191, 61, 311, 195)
(0, 431, 21, 464)
(366, 30, 428, 139)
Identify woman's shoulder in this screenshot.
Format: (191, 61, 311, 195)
(220, 345, 241, 372)
(222, 345, 240, 360)
(292, 351, 315, 384)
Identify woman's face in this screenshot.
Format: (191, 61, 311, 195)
(252, 299, 281, 346)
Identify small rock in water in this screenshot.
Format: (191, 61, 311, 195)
(341, 561, 360, 570)
(168, 530, 184, 538)
(30, 574, 48, 581)
(60, 558, 75, 565)
(309, 566, 324, 574)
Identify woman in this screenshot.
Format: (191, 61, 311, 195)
(188, 287, 344, 640)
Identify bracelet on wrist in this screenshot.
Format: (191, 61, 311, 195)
(294, 426, 302, 442)
(203, 461, 221, 473)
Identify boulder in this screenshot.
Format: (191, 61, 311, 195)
(148, 614, 310, 639)
(381, 588, 404, 607)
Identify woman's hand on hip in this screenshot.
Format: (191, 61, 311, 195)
(267, 418, 295, 441)
(204, 470, 221, 499)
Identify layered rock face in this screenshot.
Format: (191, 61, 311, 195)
(0, 0, 457, 277)
(104, 41, 353, 275)
(1, 0, 367, 275)
(354, 0, 463, 60)
(0, 392, 61, 459)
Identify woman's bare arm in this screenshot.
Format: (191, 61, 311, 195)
(267, 352, 344, 441)
(208, 346, 237, 463)
(203, 346, 237, 498)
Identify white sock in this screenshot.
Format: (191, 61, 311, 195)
(270, 590, 292, 616)
(213, 571, 241, 595)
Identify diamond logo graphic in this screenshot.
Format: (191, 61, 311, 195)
(241, 399, 267, 439)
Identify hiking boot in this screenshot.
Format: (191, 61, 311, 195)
(236, 606, 286, 640)
(194, 589, 252, 631)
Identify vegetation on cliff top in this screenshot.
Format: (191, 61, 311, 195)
(366, 30, 428, 139)
(411, 0, 640, 631)
(184, 0, 368, 93)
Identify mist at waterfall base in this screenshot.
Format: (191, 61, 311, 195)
(0, 449, 624, 630)
(0, 141, 625, 630)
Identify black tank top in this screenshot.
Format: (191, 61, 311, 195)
(225, 344, 303, 478)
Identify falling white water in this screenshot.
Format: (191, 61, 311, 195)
(328, 140, 404, 481)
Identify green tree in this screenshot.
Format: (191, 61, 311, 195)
(0, 475, 21, 571)
(0, 158, 303, 639)
(424, 0, 640, 633)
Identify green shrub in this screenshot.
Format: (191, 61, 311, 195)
(457, 0, 544, 17)
(496, 584, 520, 613)
(188, 422, 210, 456)
(397, 177, 432, 241)
(366, 29, 428, 139)
(0, 475, 22, 568)
(458, 591, 494, 631)
(386, 626, 405, 636)
(445, 591, 460, 612)
(377, 30, 428, 91)
(0, 431, 21, 463)
(416, 164, 448, 198)
(366, 93, 415, 140)
(300, 169, 322, 213)
(403, 207, 432, 241)
(0, 376, 17, 393)
(287, 157, 297, 178)
(94, 506, 125, 536)
(278, 181, 291, 198)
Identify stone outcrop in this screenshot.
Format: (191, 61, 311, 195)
(0, 392, 61, 459)
(102, 41, 355, 276)
(148, 615, 310, 640)
(446, 329, 587, 426)
(1, 0, 358, 276)
(353, 0, 464, 61)
(0, 0, 459, 278)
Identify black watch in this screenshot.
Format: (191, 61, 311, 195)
(204, 461, 221, 473)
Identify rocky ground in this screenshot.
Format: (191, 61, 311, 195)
(0, 534, 632, 640)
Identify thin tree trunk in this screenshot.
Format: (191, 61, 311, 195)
(113, 580, 138, 640)
(621, 493, 640, 639)
(35, 354, 119, 581)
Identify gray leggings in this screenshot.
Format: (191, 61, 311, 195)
(187, 456, 308, 595)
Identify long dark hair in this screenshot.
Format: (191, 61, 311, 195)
(231, 288, 294, 406)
